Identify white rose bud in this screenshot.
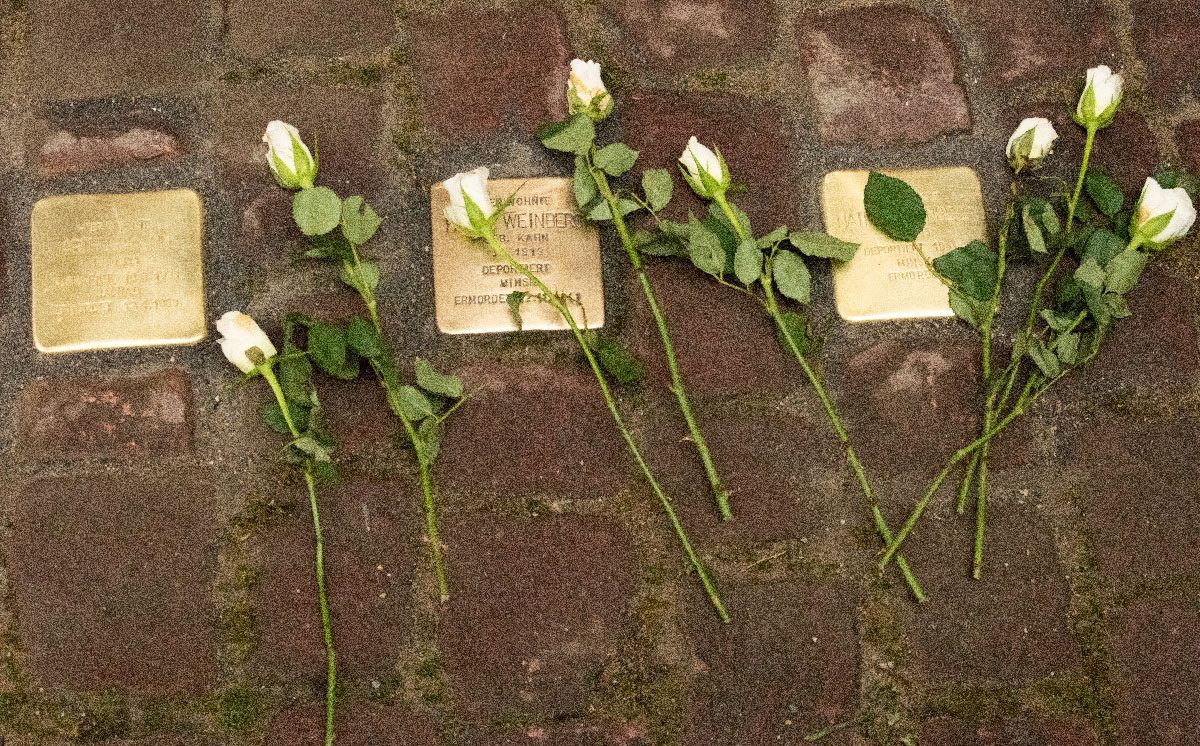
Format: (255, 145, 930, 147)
(1075, 65, 1123, 129)
(216, 311, 277, 374)
(567, 59, 613, 121)
(1132, 177, 1196, 248)
(678, 136, 730, 199)
(1006, 117, 1059, 170)
(263, 120, 317, 190)
(443, 166, 497, 235)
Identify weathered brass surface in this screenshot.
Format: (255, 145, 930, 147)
(822, 167, 987, 322)
(32, 189, 206, 353)
(431, 177, 605, 334)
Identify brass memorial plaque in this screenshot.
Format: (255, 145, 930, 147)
(32, 189, 206, 353)
(822, 167, 987, 322)
(431, 177, 605, 334)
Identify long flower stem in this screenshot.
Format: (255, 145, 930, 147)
(346, 249, 450, 602)
(481, 228, 730, 622)
(711, 193, 925, 601)
(589, 158, 732, 520)
(260, 364, 336, 746)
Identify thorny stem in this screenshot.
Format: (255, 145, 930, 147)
(712, 192, 926, 601)
(260, 364, 336, 746)
(588, 154, 732, 521)
(481, 226, 731, 623)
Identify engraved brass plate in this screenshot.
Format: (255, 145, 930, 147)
(431, 177, 605, 334)
(822, 167, 987, 322)
(32, 189, 206, 353)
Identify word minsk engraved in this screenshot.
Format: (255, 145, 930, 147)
(32, 189, 206, 353)
(822, 167, 987, 322)
(431, 177, 605, 334)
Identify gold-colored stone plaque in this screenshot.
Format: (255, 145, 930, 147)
(431, 177, 605, 334)
(32, 189, 206, 353)
(822, 167, 987, 322)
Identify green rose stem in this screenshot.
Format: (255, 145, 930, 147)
(710, 192, 926, 602)
(258, 362, 337, 746)
(477, 223, 731, 623)
(587, 155, 732, 521)
(343, 243, 450, 603)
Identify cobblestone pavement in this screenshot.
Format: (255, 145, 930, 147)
(0, 0, 1196, 744)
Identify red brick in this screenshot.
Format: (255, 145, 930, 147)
(249, 479, 419, 681)
(920, 716, 1100, 746)
(797, 6, 971, 146)
(1043, 110, 1163, 194)
(1063, 418, 1200, 584)
(37, 127, 182, 177)
(601, 0, 777, 73)
(952, 0, 1114, 86)
(1110, 601, 1200, 746)
(228, 0, 396, 58)
(1179, 120, 1200, 174)
(438, 515, 638, 721)
(434, 364, 631, 501)
(1131, 0, 1200, 106)
(263, 703, 439, 746)
(478, 722, 650, 745)
(18, 369, 193, 460)
(10, 475, 219, 694)
(895, 503, 1081, 683)
(684, 580, 860, 745)
(319, 375, 402, 460)
(407, 3, 569, 137)
(622, 91, 797, 228)
(30, 0, 210, 99)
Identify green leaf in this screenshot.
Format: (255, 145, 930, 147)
(414, 358, 463, 399)
(418, 417, 441, 463)
(642, 169, 673, 212)
(932, 240, 998, 301)
(864, 171, 926, 241)
(733, 239, 762, 285)
(593, 336, 644, 385)
(949, 289, 986, 329)
(340, 260, 380, 295)
(788, 231, 858, 262)
(305, 232, 354, 261)
(507, 290, 527, 331)
(772, 250, 812, 304)
(307, 322, 358, 380)
(1085, 170, 1124, 218)
(594, 143, 638, 177)
(688, 216, 726, 276)
(573, 156, 598, 209)
(1104, 292, 1132, 319)
(1074, 257, 1106, 289)
(709, 200, 752, 239)
(1038, 199, 1062, 237)
(537, 114, 595, 155)
(346, 316, 382, 359)
(1056, 332, 1081, 366)
(1104, 249, 1148, 295)
(260, 400, 309, 435)
(1041, 309, 1077, 332)
(1022, 203, 1047, 254)
(392, 385, 435, 421)
(293, 187, 342, 237)
(340, 196, 382, 245)
(586, 198, 641, 221)
(632, 227, 685, 258)
(756, 226, 789, 250)
(278, 342, 313, 406)
(774, 310, 814, 356)
(291, 435, 333, 462)
(1029, 339, 1062, 378)
(1081, 228, 1125, 267)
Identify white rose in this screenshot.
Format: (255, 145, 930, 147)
(567, 59, 612, 121)
(443, 167, 496, 232)
(1133, 177, 1196, 247)
(263, 120, 317, 190)
(216, 311, 277, 373)
(1006, 117, 1058, 169)
(678, 136, 728, 199)
(1075, 65, 1123, 129)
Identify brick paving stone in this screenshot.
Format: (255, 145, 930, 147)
(17, 369, 193, 460)
(839, 339, 980, 479)
(796, 6, 971, 146)
(684, 579, 860, 745)
(407, 3, 569, 137)
(438, 515, 638, 721)
(952, 0, 1113, 87)
(621, 91, 797, 228)
(600, 0, 778, 73)
(319, 375, 401, 459)
(920, 716, 1100, 746)
(30, 0, 209, 99)
(10, 475, 219, 694)
(227, 0, 396, 58)
(1110, 601, 1200, 746)
(626, 263, 796, 397)
(1179, 120, 1200, 173)
(896, 503, 1081, 683)
(1050, 110, 1163, 194)
(249, 479, 419, 682)
(1130, 0, 1200, 106)
(36, 126, 183, 177)
(434, 364, 630, 501)
(477, 722, 650, 745)
(263, 703, 439, 746)
(1063, 418, 1200, 584)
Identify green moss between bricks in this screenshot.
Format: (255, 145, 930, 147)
(209, 686, 268, 733)
(72, 692, 132, 742)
